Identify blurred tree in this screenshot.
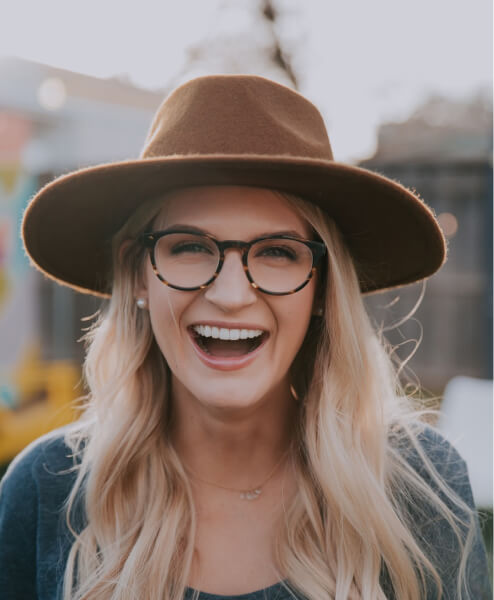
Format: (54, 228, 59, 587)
(261, 0, 298, 88)
(168, 0, 300, 91)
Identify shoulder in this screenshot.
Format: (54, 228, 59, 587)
(392, 422, 468, 488)
(0, 428, 83, 599)
(415, 423, 465, 465)
(390, 424, 492, 598)
(0, 424, 84, 554)
(389, 423, 475, 531)
(0, 424, 79, 503)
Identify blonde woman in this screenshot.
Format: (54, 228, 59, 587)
(0, 75, 490, 600)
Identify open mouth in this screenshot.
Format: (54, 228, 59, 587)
(189, 326, 269, 358)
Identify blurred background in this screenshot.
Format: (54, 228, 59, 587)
(0, 0, 492, 573)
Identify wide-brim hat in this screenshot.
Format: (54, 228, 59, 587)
(22, 74, 446, 297)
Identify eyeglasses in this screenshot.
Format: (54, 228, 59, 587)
(138, 229, 327, 296)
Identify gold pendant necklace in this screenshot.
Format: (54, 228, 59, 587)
(184, 447, 291, 500)
(240, 489, 262, 500)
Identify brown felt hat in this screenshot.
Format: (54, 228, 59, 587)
(22, 74, 446, 297)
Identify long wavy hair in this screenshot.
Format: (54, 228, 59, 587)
(61, 189, 478, 600)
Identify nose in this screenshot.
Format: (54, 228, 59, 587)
(203, 248, 257, 311)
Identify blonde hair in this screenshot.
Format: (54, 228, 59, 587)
(61, 190, 478, 599)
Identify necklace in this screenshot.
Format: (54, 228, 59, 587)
(184, 447, 291, 501)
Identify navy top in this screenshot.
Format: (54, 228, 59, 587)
(0, 425, 491, 599)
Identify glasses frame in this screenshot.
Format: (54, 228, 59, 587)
(138, 229, 327, 296)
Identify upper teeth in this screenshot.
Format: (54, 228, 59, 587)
(193, 325, 264, 340)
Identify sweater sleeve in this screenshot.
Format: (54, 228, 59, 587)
(0, 440, 40, 599)
(408, 426, 492, 600)
(0, 427, 81, 600)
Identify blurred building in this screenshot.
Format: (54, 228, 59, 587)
(0, 55, 491, 459)
(0, 13, 297, 459)
(361, 92, 493, 392)
(0, 57, 164, 459)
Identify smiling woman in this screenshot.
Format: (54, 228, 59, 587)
(0, 75, 491, 600)
(128, 187, 320, 408)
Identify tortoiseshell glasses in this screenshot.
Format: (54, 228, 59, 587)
(139, 229, 327, 296)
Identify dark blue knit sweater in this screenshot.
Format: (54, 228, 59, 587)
(0, 425, 491, 599)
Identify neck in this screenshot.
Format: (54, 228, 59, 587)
(169, 377, 298, 491)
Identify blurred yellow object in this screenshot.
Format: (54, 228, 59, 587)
(0, 348, 81, 464)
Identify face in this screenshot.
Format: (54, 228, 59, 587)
(136, 185, 319, 413)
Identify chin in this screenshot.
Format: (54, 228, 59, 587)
(192, 381, 270, 411)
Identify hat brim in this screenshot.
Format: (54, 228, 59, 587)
(21, 154, 446, 297)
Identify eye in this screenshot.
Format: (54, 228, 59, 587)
(255, 244, 298, 261)
(266, 246, 295, 258)
(170, 242, 214, 255)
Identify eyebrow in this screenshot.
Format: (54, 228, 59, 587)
(159, 224, 307, 239)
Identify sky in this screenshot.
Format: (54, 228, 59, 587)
(1, 0, 492, 162)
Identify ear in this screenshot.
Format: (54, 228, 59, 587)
(134, 270, 149, 305)
(310, 272, 325, 317)
(312, 257, 328, 317)
(118, 238, 132, 263)
(119, 238, 148, 302)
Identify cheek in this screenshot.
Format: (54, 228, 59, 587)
(274, 284, 316, 352)
(145, 282, 190, 368)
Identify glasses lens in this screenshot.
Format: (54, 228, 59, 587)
(154, 233, 219, 288)
(248, 238, 314, 293)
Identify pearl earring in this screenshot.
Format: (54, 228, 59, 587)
(136, 297, 148, 309)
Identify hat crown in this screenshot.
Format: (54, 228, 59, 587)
(22, 74, 446, 297)
(141, 75, 334, 161)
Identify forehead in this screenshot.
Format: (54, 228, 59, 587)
(153, 185, 312, 237)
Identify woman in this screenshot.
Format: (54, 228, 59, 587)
(0, 75, 490, 599)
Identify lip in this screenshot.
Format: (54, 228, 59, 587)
(187, 326, 270, 371)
